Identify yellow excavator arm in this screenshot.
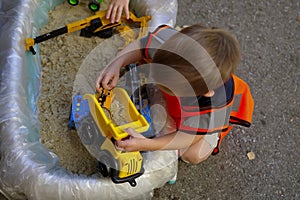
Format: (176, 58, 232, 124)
(26, 10, 151, 54)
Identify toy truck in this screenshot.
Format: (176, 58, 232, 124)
(67, 0, 103, 12)
(69, 87, 149, 187)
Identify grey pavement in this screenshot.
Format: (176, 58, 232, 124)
(154, 0, 300, 199)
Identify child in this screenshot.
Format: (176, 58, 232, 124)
(96, 24, 254, 164)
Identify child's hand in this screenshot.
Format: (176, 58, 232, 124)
(106, 0, 130, 23)
(115, 128, 147, 152)
(95, 63, 120, 92)
(95, 40, 142, 92)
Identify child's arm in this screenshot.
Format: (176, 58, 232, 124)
(95, 40, 142, 92)
(116, 128, 205, 152)
(106, 0, 130, 23)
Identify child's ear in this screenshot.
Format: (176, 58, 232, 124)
(203, 90, 215, 97)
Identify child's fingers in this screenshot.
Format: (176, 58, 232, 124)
(95, 81, 101, 93)
(101, 76, 113, 89)
(116, 6, 123, 22)
(106, 4, 113, 20)
(124, 6, 130, 20)
(124, 128, 136, 136)
(95, 68, 109, 88)
(110, 6, 118, 23)
(110, 75, 119, 89)
(125, 128, 144, 139)
(106, 4, 117, 23)
(101, 74, 119, 90)
(95, 74, 104, 91)
(106, 0, 130, 22)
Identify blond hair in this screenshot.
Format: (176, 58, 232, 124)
(151, 24, 240, 95)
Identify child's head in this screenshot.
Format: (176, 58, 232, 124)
(151, 24, 240, 96)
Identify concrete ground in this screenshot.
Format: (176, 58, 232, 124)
(153, 0, 300, 199)
(1, 0, 299, 199)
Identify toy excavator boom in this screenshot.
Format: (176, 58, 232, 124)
(26, 10, 151, 54)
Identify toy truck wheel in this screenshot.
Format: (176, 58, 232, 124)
(68, 0, 79, 6)
(96, 161, 109, 177)
(96, 151, 117, 177)
(78, 115, 98, 145)
(95, 28, 113, 38)
(88, 1, 100, 12)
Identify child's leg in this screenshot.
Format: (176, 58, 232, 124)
(129, 0, 178, 32)
(180, 133, 219, 164)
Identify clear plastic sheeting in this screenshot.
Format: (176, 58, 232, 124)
(130, 0, 178, 31)
(0, 0, 178, 199)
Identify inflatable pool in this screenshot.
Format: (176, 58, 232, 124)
(0, 0, 178, 199)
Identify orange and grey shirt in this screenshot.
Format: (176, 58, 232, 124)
(161, 75, 254, 154)
(140, 25, 254, 154)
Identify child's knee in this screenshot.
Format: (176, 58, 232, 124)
(181, 139, 215, 164)
(181, 151, 211, 164)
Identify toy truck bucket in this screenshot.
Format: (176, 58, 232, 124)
(84, 87, 150, 140)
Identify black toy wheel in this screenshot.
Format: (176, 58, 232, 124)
(78, 115, 98, 145)
(96, 151, 117, 177)
(96, 161, 110, 177)
(88, 1, 100, 12)
(95, 28, 114, 38)
(68, 0, 79, 6)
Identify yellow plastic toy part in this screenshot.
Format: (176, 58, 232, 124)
(25, 38, 35, 51)
(84, 87, 149, 141)
(100, 137, 143, 179)
(117, 151, 143, 178)
(97, 88, 113, 109)
(69, 10, 119, 33)
(25, 10, 151, 54)
(127, 12, 151, 40)
(84, 87, 147, 184)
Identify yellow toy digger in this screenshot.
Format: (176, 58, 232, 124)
(26, 10, 151, 54)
